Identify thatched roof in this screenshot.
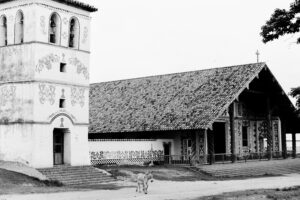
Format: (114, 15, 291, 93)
(0, 0, 97, 12)
(89, 63, 268, 133)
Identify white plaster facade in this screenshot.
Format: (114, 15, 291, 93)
(0, 0, 95, 168)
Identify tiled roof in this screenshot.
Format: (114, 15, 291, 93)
(89, 63, 267, 133)
(0, 0, 97, 12)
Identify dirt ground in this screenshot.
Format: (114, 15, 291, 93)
(1, 173, 300, 200)
(1, 165, 300, 199)
(104, 165, 216, 181)
(192, 186, 300, 200)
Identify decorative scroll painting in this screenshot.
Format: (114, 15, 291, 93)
(257, 120, 280, 152)
(71, 87, 85, 107)
(90, 150, 164, 160)
(36, 54, 60, 73)
(0, 86, 16, 107)
(273, 120, 280, 152)
(39, 84, 56, 105)
(69, 57, 89, 79)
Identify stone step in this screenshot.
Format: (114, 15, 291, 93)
(37, 165, 116, 186)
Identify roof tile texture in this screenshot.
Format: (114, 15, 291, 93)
(89, 63, 266, 133)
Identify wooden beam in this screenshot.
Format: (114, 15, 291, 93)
(281, 119, 287, 159)
(208, 129, 215, 165)
(229, 103, 236, 163)
(266, 97, 273, 160)
(292, 133, 297, 158)
(195, 131, 200, 162)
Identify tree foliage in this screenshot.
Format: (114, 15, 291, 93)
(261, 0, 300, 44)
(290, 87, 300, 110)
(261, 1, 300, 112)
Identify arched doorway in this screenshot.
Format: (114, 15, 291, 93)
(53, 128, 70, 165)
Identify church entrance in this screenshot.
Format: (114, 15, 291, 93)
(53, 128, 67, 165)
(213, 122, 226, 154)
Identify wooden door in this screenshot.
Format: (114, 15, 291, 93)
(53, 131, 64, 165)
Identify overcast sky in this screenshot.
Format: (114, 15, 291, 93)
(83, 0, 299, 96)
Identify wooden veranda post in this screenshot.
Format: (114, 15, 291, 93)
(292, 133, 297, 158)
(208, 130, 215, 165)
(229, 103, 236, 163)
(195, 131, 200, 163)
(266, 97, 273, 160)
(281, 119, 287, 159)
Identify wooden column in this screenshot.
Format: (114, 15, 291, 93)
(292, 133, 297, 158)
(195, 131, 200, 163)
(204, 129, 208, 163)
(229, 103, 236, 163)
(281, 119, 287, 159)
(208, 130, 215, 165)
(266, 97, 273, 160)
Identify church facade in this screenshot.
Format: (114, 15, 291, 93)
(0, 0, 97, 168)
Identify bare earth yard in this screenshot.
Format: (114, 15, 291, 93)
(1, 173, 300, 200)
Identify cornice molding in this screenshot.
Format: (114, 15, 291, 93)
(0, 1, 91, 19)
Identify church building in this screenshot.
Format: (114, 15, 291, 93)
(89, 63, 300, 165)
(0, 0, 97, 168)
(0, 0, 299, 169)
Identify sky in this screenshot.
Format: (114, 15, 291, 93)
(82, 0, 300, 97)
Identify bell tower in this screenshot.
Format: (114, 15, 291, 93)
(0, 0, 97, 168)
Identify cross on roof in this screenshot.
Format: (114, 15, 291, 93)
(256, 50, 260, 63)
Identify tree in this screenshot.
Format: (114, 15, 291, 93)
(290, 87, 300, 111)
(261, 1, 300, 112)
(261, 0, 300, 44)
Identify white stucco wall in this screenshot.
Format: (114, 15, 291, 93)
(0, 0, 93, 168)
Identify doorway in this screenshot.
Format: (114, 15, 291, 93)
(53, 129, 65, 165)
(213, 122, 226, 154)
(163, 142, 171, 164)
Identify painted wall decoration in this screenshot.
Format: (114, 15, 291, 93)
(71, 87, 85, 107)
(48, 110, 77, 123)
(250, 121, 257, 152)
(39, 84, 56, 105)
(40, 16, 47, 35)
(0, 86, 16, 107)
(82, 26, 88, 44)
(273, 121, 280, 152)
(0, 46, 22, 57)
(257, 121, 268, 152)
(90, 150, 164, 160)
(36, 54, 60, 73)
(69, 57, 89, 79)
(256, 120, 280, 152)
(0, 46, 33, 83)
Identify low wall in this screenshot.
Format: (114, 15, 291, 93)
(89, 139, 174, 165)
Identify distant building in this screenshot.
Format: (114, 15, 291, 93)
(0, 0, 97, 168)
(89, 63, 300, 165)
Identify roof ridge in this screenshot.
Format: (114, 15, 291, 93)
(90, 62, 266, 85)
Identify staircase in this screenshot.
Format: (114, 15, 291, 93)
(38, 165, 116, 186)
